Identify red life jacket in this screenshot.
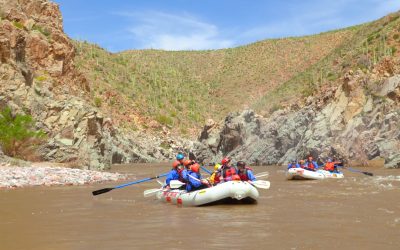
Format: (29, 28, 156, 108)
(307, 161, 315, 170)
(238, 167, 252, 181)
(324, 162, 335, 171)
(222, 166, 237, 180)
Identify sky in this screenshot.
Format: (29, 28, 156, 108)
(53, 0, 400, 52)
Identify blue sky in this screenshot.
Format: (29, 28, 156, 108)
(53, 0, 400, 52)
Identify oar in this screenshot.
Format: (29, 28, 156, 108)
(254, 171, 269, 178)
(249, 180, 271, 189)
(92, 173, 168, 196)
(143, 188, 163, 197)
(170, 180, 186, 189)
(200, 165, 212, 175)
(337, 166, 373, 176)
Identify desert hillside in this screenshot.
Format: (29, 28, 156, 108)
(0, 0, 399, 168)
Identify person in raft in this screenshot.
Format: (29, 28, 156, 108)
(175, 153, 186, 167)
(304, 156, 319, 171)
(185, 163, 210, 191)
(208, 163, 222, 185)
(236, 161, 256, 181)
(298, 159, 306, 168)
(164, 153, 189, 189)
(287, 159, 300, 169)
(323, 158, 342, 173)
(215, 157, 241, 184)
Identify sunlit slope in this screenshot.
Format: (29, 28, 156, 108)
(253, 12, 400, 115)
(74, 26, 357, 135)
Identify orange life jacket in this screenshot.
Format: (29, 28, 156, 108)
(324, 162, 335, 171)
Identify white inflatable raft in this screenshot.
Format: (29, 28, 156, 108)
(286, 168, 344, 180)
(156, 181, 259, 206)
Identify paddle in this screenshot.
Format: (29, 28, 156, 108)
(200, 165, 212, 175)
(338, 166, 373, 176)
(170, 180, 186, 189)
(254, 171, 269, 178)
(249, 180, 271, 189)
(92, 173, 168, 196)
(143, 188, 163, 197)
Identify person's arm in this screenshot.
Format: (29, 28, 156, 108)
(165, 170, 174, 185)
(247, 170, 256, 181)
(313, 161, 319, 169)
(188, 173, 202, 188)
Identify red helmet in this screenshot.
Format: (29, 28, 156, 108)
(183, 160, 193, 167)
(172, 160, 180, 168)
(221, 157, 230, 165)
(191, 163, 200, 173)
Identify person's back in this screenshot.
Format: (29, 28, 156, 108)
(287, 160, 300, 169)
(185, 163, 208, 191)
(165, 161, 181, 188)
(237, 161, 256, 181)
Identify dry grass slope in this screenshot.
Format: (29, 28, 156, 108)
(73, 11, 400, 137)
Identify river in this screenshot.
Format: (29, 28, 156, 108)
(1, 164, 399, 250)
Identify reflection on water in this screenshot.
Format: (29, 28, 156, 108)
(0, 164, 399, 250)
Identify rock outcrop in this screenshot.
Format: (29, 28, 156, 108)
(195, 71, 400, 168)
(0, 0, 191, 169)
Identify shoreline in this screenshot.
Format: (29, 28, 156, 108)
(0, 162, 130, 189)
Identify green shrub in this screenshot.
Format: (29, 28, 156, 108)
(94, 97, 102, 107)
(32, 24, 51, 37)
(12, 21, 24, 29)
(156, 114, 173, 126)
(34, 75, 47, 82)
(0, 107, 45, 158)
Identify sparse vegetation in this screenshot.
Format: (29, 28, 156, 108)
(72, 11, 400, 136)
(0, 107, 45, 159)
(32, 24, 51, 37)
(74, 27, 354, 135)
(12, 21, 24, 29)
(94, 97, 102, 107)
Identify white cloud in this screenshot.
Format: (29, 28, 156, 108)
(116, 11, 234, 50)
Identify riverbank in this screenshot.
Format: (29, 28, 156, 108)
(0, 162, 129, 189)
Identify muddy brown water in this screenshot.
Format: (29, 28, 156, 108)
(1, 164, 399, 250)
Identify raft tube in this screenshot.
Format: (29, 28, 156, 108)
(286, 168, 344, 180)
(156, 181, 259, 206)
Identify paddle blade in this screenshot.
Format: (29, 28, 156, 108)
(250, 180, 271, 189)
(255, 172, 269, 178)
(170, 180, 185, 189)
(92, 188, 114, 196)
(144, 188, 162, 197)
(362, 172, 374, 176)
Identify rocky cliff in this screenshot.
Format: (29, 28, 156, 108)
(195, 65, 400, 168)
(0, 0, 191, 169)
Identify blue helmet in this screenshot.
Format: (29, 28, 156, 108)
(327, 158, 332, 162)
(176, 153, 184, 160)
